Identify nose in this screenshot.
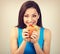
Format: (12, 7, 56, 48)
(28, 17, 32, 22)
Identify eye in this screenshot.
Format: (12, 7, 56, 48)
(24, 14, 29, 17)
(32, 15, 36, 17)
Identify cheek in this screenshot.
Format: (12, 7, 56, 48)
(25, 21, 29, 24)
(33, 19, 38, 24)
(24, 18, 28, 24)
(23, 18, 26, 23)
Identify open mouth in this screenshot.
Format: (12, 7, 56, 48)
(26, 20, 36, 26)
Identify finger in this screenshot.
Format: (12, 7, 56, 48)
(32, 31, 38, 36)
(24, 38, 31, 42)
(24, 33, 29, 36)
(23, 31, 28, 33)
(32, 33, 38, 37)
(22, 33, 29, 39)
(25, 32, 29, 36)
(23, 36, 29, 41)
(24, 34, 29, 38)
(23, 29, 28, 32)
(31, 35, 36, 40)
(31, 34, 39, 41)
(31, 35, 37, 38)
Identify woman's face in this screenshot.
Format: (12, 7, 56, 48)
(23, 7, 39, 27)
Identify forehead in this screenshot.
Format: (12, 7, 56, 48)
(24, 7, 38, 14)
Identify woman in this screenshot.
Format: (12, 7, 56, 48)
(10, 1, 51, 54)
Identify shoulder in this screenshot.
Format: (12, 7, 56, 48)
(11, 26, 18, 33)
(44, 28, 51, 35)
(44, 28, 51, 41)
(10, 26, 18, 39)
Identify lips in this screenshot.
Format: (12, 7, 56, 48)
(26, 20, 36, 25)
(27, 21, 33, 24)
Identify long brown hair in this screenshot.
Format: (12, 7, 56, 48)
(17, 1, 43, 28)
